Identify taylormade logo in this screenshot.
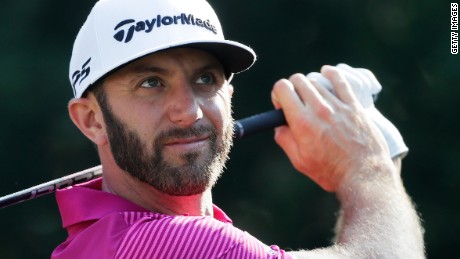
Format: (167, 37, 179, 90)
(113, 13, 218, 43)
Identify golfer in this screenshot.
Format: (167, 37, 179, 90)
(52, 0, 425, 258)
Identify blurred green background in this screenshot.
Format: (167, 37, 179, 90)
(0, 0, 458, 258)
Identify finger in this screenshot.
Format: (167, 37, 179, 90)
(271, 89, 282, 110)
(320, 65, 359, 107)
(306, 72, 334, 92)
(308, 78, 341, 110)
(288, 73, 331, 111)
(271, 78, 308, 128)
(305, 72, 345, 109)
(336, 63, 366, 91)
(271, 78, 305, 111)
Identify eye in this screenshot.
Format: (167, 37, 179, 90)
(195, 73, 215, 84)
(140, 77, 162, 88)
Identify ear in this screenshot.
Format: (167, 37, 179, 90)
(68, 96, 107, 146)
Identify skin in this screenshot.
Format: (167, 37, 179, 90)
(272, 67, 424, 258)
(68, 48, 233, 216)
(68, 48, 425, 258)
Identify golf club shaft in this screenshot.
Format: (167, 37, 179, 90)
(0, 109, 286, 209)
(0, 165, 103, 209)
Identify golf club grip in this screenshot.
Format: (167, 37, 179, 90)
(234, 109, 286, 139)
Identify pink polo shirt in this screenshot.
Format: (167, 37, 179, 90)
(52, 178, 292, 259)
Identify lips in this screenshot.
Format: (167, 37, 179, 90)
(164, 136, 209, 146)
(163, 135, 210, 150)
(157, 125, 217, 153)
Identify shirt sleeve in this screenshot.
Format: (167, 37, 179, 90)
(219, 230, 294, 259)
(114, 214, 292, 259)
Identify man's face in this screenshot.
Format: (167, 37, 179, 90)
(95, 48, 234, 196)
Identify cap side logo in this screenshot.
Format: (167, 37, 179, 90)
(113, 13, 218, 43)
(71, 57, 91, 95)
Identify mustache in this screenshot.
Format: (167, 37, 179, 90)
(154, 125, 218, 146)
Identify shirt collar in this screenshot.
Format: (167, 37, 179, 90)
(56, 178, 148, 228)
(56, 178, 232, 229)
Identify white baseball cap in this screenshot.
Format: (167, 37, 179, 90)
(69, 0, 256, 98)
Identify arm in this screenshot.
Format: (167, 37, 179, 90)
(271, 66, 424, 258)
(291, 158, 424, 259)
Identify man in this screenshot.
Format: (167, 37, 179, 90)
(53, 0, 425, 258)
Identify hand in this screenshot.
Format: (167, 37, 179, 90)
(306, 64, 408, 158)
(271, 66, 392, 192)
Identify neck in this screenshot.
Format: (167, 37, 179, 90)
(101, 163, 214, 217)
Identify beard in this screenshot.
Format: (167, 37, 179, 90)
(96, 92, 233, 196)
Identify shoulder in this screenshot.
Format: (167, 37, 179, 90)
(115, 214, 290, 259)
(52, 212, 132, 259)
(116, 214, 238, 258)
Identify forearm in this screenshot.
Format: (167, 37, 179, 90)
(290, 158, 425, 259)
(335, 157, 424, 258)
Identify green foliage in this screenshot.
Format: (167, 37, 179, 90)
(0, 0, 457, 257)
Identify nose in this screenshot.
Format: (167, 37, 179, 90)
(166, 83, 203, 127)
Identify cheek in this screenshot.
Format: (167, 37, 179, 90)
(110, 99, 163, 140)
(134, 104, 164, 139)
(203, 90, 233, 131)
(217, 89, 233, 121)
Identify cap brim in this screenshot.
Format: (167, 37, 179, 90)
(179, 40, 256, 74)
(91, 40, 256, 88)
